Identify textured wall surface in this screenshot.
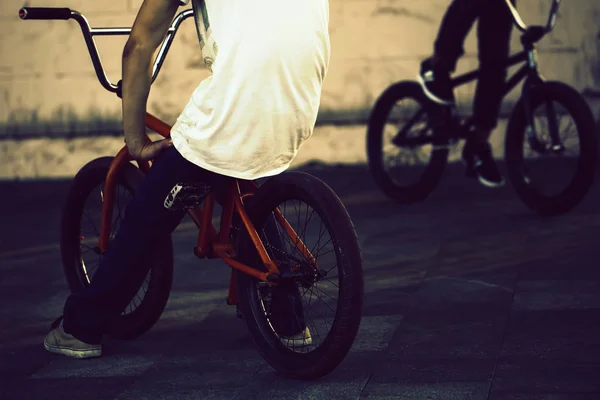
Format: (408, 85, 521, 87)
(1, 0, 599, 137)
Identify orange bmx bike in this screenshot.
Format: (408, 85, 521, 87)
(19, 7, 364, 380)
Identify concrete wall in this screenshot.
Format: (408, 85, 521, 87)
(1, 0, 599, 138)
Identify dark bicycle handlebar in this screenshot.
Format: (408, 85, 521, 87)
(18, 7, 194, 95)
(19, 7, 72, 20)
(505, 0, 561, 33)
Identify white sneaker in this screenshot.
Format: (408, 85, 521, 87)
(44, 320, 102, 359)
(280, 327, 312, 347)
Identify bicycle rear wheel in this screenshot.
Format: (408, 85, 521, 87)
(505, 81, 598, 216)
(235, 172, 364, 380)
(367, 81, 449, 203)
(60, 157, 174, 340)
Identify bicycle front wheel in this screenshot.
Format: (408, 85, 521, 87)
(235, 172, 364, 380)
(505, 81, 598, 216)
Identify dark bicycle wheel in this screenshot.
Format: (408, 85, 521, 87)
(505, 81, 598, 216)
(235, 172, 364, 380)
(60, 157, 174, 340)
(367, 81, 450, 203)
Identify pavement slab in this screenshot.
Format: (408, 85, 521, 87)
(1, 162, 600, 399)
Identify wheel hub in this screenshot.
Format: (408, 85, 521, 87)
(278, 261, 326, 288)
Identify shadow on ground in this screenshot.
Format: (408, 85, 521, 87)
(1, 162, 599, 399)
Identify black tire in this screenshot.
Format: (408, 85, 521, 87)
(367, 81, 449, 203)
(60, 157, 174, 340)
(505, 81, 598, 216)
(235, 172, 364, 380)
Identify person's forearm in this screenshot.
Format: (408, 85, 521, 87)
(122, 40, 153, 153)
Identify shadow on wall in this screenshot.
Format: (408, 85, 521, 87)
(593, 31, 600, 88)
(0, 105, 123, 139)
(0, 105, 468, 138)
(0, 106, 380, 139)
(586, 31, 600, 97)
(1, 96, 599, 140)
(580, 30, 600, 100)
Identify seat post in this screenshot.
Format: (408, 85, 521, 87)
(193, 192, 217, 258)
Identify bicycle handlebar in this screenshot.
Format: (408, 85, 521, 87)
(18, 7, 194, 96)
(19, 7, 72, 20)
(505, 0, 561, 33)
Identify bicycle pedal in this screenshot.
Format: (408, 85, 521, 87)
(164, 182, 211, 211)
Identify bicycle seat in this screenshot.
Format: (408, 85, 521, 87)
(520, 25, 547, 46)
(164, 182, 212, 211)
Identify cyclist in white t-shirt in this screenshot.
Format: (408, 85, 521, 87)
(44, 0, 330, 359)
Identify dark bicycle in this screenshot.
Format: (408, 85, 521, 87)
(366, 0, 598, 216)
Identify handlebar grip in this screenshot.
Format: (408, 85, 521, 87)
(19, 7, 72, 20)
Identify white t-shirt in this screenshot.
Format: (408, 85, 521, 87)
(170, 0, 331, 180)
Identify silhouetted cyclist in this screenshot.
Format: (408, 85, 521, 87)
(418, 0, 516, 188)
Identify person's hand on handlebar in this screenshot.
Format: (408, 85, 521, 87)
(125, 136, 173, 161)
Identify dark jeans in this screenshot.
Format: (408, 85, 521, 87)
(434, 0, 516, 131)
(63, 146, 305, 344)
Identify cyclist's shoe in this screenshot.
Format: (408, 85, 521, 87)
(44, 317, 102, 359)
(280, 327, 312, 348)
(418, 57, 455, 106)
(462, 141, 505, 188)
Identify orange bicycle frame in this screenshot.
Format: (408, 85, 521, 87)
(98, 113, 317, 306)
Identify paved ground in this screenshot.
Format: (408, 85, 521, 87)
(1, 162, 600, 400)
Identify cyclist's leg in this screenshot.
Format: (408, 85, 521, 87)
(420, 0, 481, 104)
(62, 146, 219, 344)
(234, 192, 307, 340)
(432, 0, 480, 72)
(464, 0, 515, 186)
(472, 0, 515, 137)
(261, 214, 307, 338)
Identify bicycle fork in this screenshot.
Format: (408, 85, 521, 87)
(522, 70, 564, 155)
